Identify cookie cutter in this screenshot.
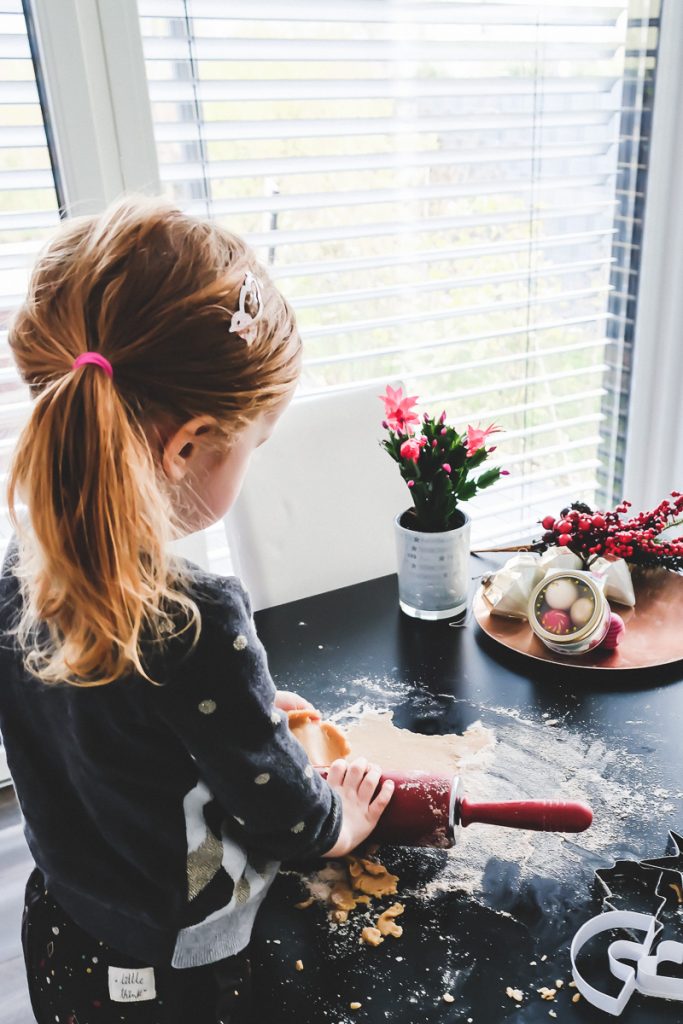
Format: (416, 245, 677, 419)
(595, 859, 669, 918)
(571, 830, 683, 1015)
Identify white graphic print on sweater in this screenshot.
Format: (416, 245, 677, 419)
(172, 780, 279, 968)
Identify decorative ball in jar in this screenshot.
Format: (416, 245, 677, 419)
(527, 570, 610, 655)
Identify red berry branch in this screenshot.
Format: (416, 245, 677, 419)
(537, 495, 683, 571)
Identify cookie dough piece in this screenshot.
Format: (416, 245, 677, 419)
(330, 883, 358, 912)
(358, 858, 387, 877)
(288, 709, 351, 766)
(361, 927, 384, 947)
(376, 903, 404, 938)
(346, 856, 399, 898)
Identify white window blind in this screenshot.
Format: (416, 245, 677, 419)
(138, 0, 660, 546)
(0, 0, 61, 558)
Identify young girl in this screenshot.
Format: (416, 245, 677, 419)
(0, 195, 394, 1024)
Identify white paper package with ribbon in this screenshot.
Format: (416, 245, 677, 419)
(590, 556, 637, 607)
(482, 550, 636, 620)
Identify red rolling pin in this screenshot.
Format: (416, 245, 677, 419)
(319, 769, 593, 848)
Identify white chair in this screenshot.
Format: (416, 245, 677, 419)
(224, 383, 410, 610)
(167, 529, 211, 571)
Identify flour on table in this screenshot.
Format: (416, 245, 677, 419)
(295, 682, 678, 924)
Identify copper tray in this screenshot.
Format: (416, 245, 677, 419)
(473, 568, 683, 671)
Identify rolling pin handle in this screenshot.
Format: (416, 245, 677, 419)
(458, 798, 593, 833)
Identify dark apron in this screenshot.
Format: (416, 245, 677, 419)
(21, 866, 252, 1024)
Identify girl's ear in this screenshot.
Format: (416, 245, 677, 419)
(161, 415, 218, 483)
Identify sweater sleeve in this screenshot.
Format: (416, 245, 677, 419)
(151, 574, 342, 862)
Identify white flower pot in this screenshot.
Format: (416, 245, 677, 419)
(393, 509, 472, 620)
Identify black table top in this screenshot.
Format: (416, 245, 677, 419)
(250, 555, 683, 1024)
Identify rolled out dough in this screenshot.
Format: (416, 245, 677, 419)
(344, 710, 495, 773)
(289, 708, 495, 774)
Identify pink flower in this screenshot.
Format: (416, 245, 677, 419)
(379, 385, 420, 435)
(400, 438, 421, 461)
(407, 480, 415, 488)
(466, 422, 502, 457)
(440, 427, 447, 435)
(442, 463, 451, 473)
(439, 410, 447, 424)
(501, 469, 510, 476)
(418, 436, 428, 447)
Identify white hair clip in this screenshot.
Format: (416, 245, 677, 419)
(229, 271, 263, 345)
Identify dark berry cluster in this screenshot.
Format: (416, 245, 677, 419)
(538, 494, 683, 571)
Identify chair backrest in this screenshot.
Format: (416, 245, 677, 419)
(224, 382, 409, 610)
(167, 530, 211, 572)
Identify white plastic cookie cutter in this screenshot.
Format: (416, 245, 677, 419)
(571, 833, 683, 1016)
(570, 911, 669, 1016)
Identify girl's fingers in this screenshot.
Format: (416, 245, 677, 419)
(346, 757, 368, 787)
(327, 758, 348, 788)
(296, 695, 319, 714)
(358, 765, 382, 802)
(276, 690, 320, 715)
(369, 779, 395, 820)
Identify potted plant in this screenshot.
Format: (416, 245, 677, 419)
(379, 385, 508, 619)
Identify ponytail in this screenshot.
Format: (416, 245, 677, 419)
(6, 354, 198, 687)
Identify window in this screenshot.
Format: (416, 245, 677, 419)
(0, 0, 61, 559)
(138, 0, 660, 544)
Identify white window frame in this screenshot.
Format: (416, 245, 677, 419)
(623, 0, 683, 509)
(25, 0, 682, 533)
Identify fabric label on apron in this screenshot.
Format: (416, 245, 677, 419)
(107, 966, 156, 1002)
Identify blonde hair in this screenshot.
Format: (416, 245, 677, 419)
(5, 194, 300, 688)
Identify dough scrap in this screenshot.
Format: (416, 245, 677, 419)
(358, 858, 386, 877)
(376, 903, 404, 938)
(347, 856, 399, 898)
(297, 854, 402, 930)
(330, 883, 357, 911)
(288, 709, 351, 766)
(360, 926, 384, 947)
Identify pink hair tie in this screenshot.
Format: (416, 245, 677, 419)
(71, 352, 114, 379)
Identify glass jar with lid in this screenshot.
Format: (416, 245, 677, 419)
(528, 570, 610, 655)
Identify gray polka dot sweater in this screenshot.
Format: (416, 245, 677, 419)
(0, 536, 342, 968)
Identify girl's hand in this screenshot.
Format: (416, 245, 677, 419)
(274, 690, 320, 718)
(322, 757, 394, 857)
